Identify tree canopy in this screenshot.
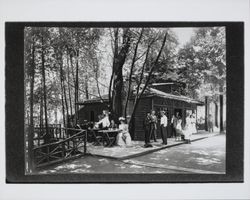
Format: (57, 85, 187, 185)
(24, 26, 226, 130)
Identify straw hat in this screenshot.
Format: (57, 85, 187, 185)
(119, 117, 126, 121)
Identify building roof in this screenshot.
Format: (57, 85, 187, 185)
(147, 88, 203, 105)
(76, 94, 109, 105)
(150, 82, 175, 86)
(77, 87, 204, 105)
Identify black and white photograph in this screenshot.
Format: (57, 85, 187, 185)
(1, 0, 249, 199)
(23, 26, 227, 175)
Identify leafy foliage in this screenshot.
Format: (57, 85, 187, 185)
(176, 27, 226, 101)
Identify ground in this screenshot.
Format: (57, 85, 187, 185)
(37, 133, 225, 174)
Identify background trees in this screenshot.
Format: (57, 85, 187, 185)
(108, 28, 179, 122)
(176, 27, 226, 131)
(25, 27, 103, 138)
(25, 26, 226, 136)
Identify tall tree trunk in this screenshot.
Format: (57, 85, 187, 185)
(41, 36, 49, 143)
(219, 94, 224, 132)
(39, 93, 44, 147)
(70, 54, 76, 85)
(74, 50, 79, 124)
(64, 83, 69, 126)
(205, 96, 208, 131)
(111, 28, 131, 121)
(70, 53, 76, 115)
(215, 102, 218, 127)
(108, 29, 118, 108)
(29, 39, 35, 132)
(66, 52, 73, 117)
(61, 89, 66, 127)
(61, 55, 69, 126)
(59, 55, 66, 128)
(218, 63, 225, 132)
(28, 38, 35, 172)
(123, 28, 144, 118)
(85, 74, 89, 99)
(39, 94, 44, 129)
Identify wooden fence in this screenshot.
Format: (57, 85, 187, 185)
(32, 127, 87, 168)
(33, 124, 66, 146)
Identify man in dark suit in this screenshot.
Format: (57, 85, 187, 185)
(150, 110, 158, 142)
(143, 112, 153, 148)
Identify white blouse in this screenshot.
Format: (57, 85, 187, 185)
(97, 116, 110, 128)
(160, 115, 168, 127)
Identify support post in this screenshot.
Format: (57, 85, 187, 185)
(215, 102, 219, 127)
(205, 96, 208, 131)
(220, 94, 224, 132)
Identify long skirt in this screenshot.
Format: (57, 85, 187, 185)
(176, 124, 182, 137)
(190, 123, 197, 134)
(183, 128, 192, 140)
(116, 132, 132, 147)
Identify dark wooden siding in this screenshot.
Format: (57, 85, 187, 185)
(153, 96, 197, 138)
(78, 96, 198, 141)
(133, 97, 152, 141)
(78, 103, 108, 123)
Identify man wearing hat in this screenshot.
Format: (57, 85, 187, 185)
(160, 110, 168, 145)
(150, 110, 158, 142)
(143, 112, 153, 148)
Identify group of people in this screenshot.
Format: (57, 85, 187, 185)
(94, 110, 132, 147)
(86, 109, 197, 148)
(143, 110, 197, 148)
(143, 110, 168, 148)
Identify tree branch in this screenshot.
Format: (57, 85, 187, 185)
(108, 28, 119, 107)
(131, 31, 168, 119)
(124, 28, 144, 117)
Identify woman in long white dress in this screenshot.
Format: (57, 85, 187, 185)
(175, 118, 183, 141)
(116, 117, 132, 147)
(190, 113, 197, 134)
(183, 114, 192, 143)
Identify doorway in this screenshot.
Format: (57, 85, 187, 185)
(90, 110, 95, 122)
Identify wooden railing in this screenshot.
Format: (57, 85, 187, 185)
(33, 128, 87, 168)
(33, 125, 67, 146)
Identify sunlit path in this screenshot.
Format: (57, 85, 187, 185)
(37, 133, 225, 174)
